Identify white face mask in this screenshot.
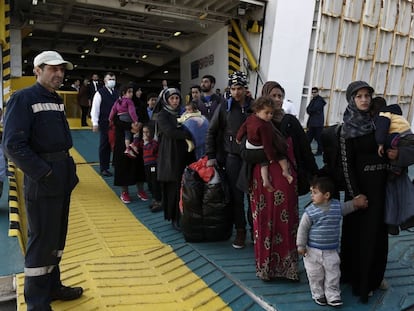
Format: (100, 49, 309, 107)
(106, 80, 116, 89)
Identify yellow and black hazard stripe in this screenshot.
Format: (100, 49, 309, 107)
(1, 0, 11, 105)
(228, 19, 241, 75)
(8, 162, 27, 255)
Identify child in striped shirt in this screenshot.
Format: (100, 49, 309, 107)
(297, 177, 368, 307)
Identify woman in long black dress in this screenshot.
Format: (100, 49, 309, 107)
(339, 81, 388, 303)
(156, 88, 193, 230)
(112, 85, 147, 203)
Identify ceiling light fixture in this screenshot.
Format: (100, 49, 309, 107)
(142, 54, 148, 59)
(32, 0, 38, 5)
(93, 37, 99, 42)
(99, 28, 106, 34)
(84, 49, 90, 54)
(155, 44, 161, 49)
(163, 70, 169, 74)
(240, 0, 265, 6)
(80, 55, 85, 59)
(173, 31, 181, 37)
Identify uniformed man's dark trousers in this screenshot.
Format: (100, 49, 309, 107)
(23, 156, 78, 310)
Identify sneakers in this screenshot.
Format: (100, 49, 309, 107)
(314, 297, 327, 306)
(137, 190, 149, 201)
(328, 299, 343, 307)
(120, 191, 131, 203)
(51, 285, 83, 301)
(124, 146, 136, 158)
(232, 229, 246, 249)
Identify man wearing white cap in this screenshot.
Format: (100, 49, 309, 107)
(3, 50, 83, 310)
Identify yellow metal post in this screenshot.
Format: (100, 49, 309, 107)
(228, 22, 241, 75)
(1, 0, 11, 106)
(230, 19, 259, 71)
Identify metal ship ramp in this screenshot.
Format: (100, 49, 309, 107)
(6, 126, 414, 311)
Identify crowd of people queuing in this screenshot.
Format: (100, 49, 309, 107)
(5, 50, 413, 310)
(86, 71, 413, 307)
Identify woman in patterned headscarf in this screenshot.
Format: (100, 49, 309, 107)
(339, 81, 389, 303)
(156, 88, 194, 230)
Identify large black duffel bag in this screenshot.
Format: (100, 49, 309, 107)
(180, 166, 232, 242)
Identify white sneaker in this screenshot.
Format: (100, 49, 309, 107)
(328, 299, 343, 307)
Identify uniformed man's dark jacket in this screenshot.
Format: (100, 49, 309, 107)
(3, 83, 73, 181)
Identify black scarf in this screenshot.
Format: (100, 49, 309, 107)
(341, 95, 374, 139)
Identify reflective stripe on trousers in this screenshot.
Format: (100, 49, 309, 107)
(24, 265, 55, 277)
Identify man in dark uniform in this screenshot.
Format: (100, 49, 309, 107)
(3, 50, 82, 310)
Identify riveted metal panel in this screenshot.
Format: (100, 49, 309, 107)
(343, 0, 364, 20)
(362, 0, 382, 26)
(317, 16, 340, 52)
(304, 0, 414, 125)
(381, 0, 398, 30)
(339, 21, 360, 55)
(313, 52, 336, 88)
(358, 27, 377, 59)
(321, 0, 343, 15)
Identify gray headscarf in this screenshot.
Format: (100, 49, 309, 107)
(341, 81, 375, 139)
(159, 87, 182, 115)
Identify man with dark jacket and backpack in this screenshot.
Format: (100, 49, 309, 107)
(205, 71, 253, 249)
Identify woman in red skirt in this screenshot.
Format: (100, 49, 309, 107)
(249, 135, 299, 281)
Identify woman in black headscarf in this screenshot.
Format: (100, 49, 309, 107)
(156, 88, 194, 230)
(339, 81, 388, 303)
(261, 81, 318, 196)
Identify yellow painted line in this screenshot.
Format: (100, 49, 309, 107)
(16, 148, 230, 311)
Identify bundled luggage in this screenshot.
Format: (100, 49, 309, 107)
(180, 157, 232, 242)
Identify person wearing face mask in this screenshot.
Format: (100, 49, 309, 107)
(91, 72, 119, 177)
